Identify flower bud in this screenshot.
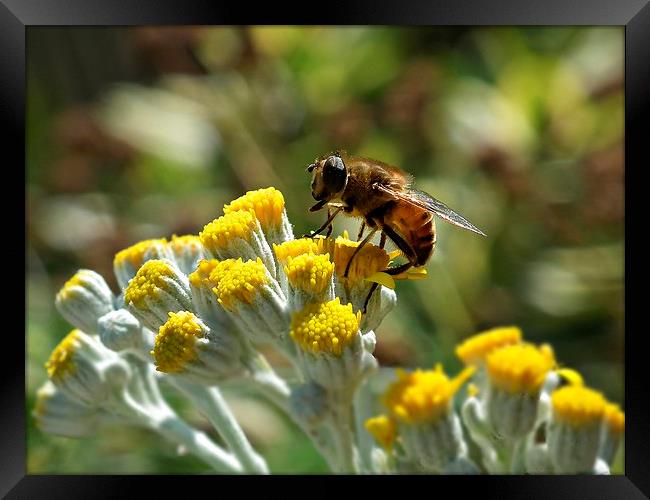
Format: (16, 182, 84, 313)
(124, 259, 194, 331)
(55, 270, 115, 335)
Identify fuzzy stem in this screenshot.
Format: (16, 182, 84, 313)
(243, 352, 341, 471)
(114, 386, 242, 473)
(169, 378, 269, 474)
(327, 388, 360, 473)
(155, 415, 244, 472)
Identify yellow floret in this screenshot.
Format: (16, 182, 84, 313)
(223, 187, 285, 229)
(332, 235, 390, 285)
(556, 367, 584, 387)
(551, 385, 607, 428)
(124, 260, 175, 309)
(312, 234, 336, 257)
(365, 415, 397, 450)
(273, 238, 321, 264)
(45, 330, 82, 381)
(208, 259, 242, 288)
(603, 403, 625, 435)
(486, 343, 555, 394)
(152, 311, 205, 373)
(285, 253, 334, 294)
(188, 259, 221, 289)
(289, 298, 361, 356)
(382, 364, 475, 424)
(56, 270, 92, 300)
(199, 210, 259, 254)
(456, 326, 523, 365)
(114, 238, 167, 269)
(213, 258, 268, 311)
(169, 234, 202, 252)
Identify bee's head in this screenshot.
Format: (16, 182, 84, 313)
(306, 152, 348, 205)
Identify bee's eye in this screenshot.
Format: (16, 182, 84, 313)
(322, 155, 347, 194)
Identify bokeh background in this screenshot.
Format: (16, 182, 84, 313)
(27, 26, 624, 473)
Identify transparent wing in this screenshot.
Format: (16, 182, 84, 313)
(374, 184, 487, 236)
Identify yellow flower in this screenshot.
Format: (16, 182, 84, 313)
(383, 364, 475, 424)
(223, 187, 286, 230)
(603, 403, 625, 435)
(200, 211, 259, 256)
(456, 326, 522, 366)
(555, 367, 584, 387)
(124, 259, 193, 331)
(273, 238, 321, 264)
(213, 258, 269, 311)
(188, 259, 221, 290)
(125, 260, 177, 310)
(168, 234, 205, 274)
(551, 385, 606, 428)
(199, 210, 276, 276)
(331, 235, 390, 285)
(45, 329, 82, 382)
(113, 238, 171, 288)
(289, 298, 361, 356)
(284, 253, 334, 296)
(365, 415, 397, 450)
(152, 311, 205, 373)
(485, 343, 555, 395)
(114, 238, 168, 270)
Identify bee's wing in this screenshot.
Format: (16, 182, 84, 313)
(374, 184, 487, 236)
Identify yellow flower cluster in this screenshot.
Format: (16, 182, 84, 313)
(45, 329, 81, 381)
(273, 238, 320, 264)
(152, 311, 205, 373)
(485, 343, 555, 395)
(200, 210, 259, 255)
(289, 298, 361, 356)
(455, 326, 522, 365)
(284, 253, 334, 295)
(114, 238, 168, 270)
(213, 258, 269, 311)
(124, 260, 177, 309)
(223, 187, 285, 230)
(551, 385, 607, 427)
(382, 365, 475, 424)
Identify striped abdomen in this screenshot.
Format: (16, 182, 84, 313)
(383, 202, 436, 266)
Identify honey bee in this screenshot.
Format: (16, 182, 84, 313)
(306, 150, 486, 308)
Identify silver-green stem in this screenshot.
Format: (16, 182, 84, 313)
(327, 388, 359, 473)
(169, 377, 269, 474)
(244, 351, 340, 470)
(115, 387, 242, 472)
(154, 415, 244, 472)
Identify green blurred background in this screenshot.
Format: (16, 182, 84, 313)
(27, 26, 624, 473)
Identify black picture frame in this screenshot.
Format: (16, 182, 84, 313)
(6, 0, 649, 497)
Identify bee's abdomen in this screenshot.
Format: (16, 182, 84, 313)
(385, 203, 436, 266)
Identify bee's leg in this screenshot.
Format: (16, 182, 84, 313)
(383, 262, 414, 275)
(303, 206, 343, 238)
(362, 282, 380, 314)
(325, 208, 334, 238)
(379, 232, 387, 249)
(344, 228, 378, 278)
(357, 221, 366, 242)
(379, 226, 417, 275)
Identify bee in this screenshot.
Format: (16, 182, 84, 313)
(306, 150, 486, 309)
